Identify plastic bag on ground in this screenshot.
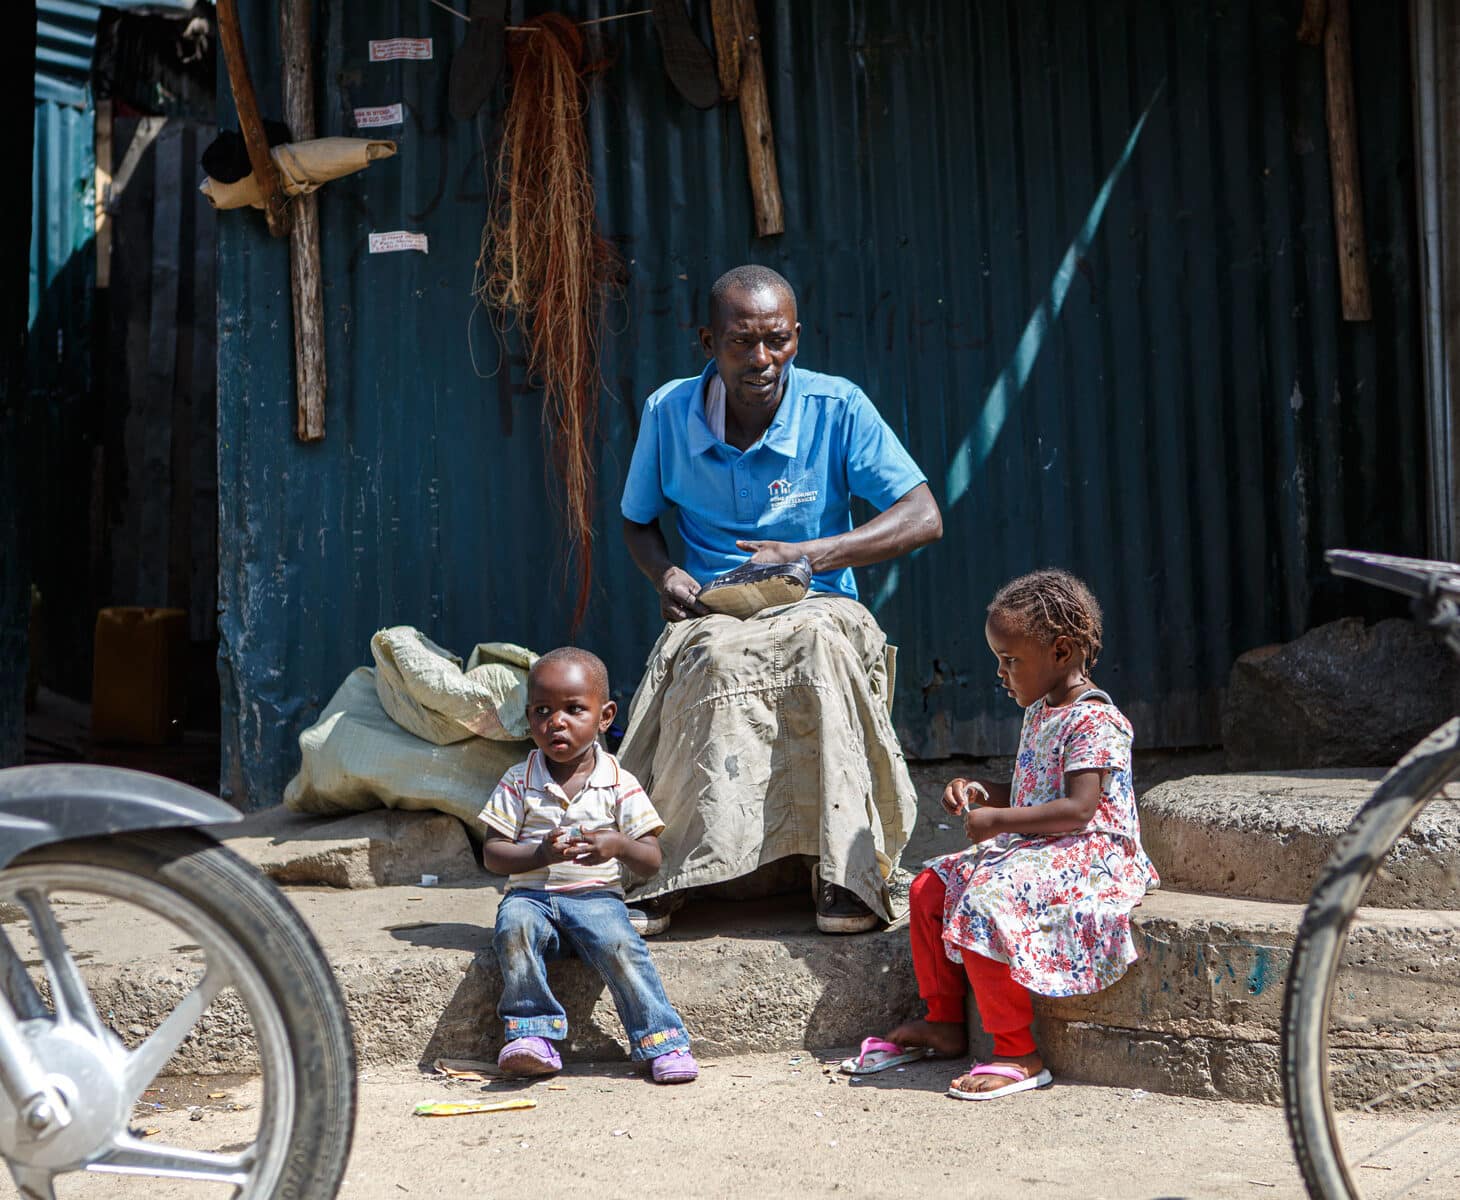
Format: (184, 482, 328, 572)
(371, 627, 535, 745)
(283, 667, 529, 824)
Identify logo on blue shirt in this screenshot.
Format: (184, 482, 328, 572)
(768, 477, 819, 512)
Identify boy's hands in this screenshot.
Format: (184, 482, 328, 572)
(941, 778, 991, 817)
(561, 827, 626, 866)
(538, 829, 592, 865)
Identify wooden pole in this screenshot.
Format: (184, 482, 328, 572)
(216, 0, 291, 239)
(716, 0, 784, 238)
(1323, 0, 1372, 321)
(281, 0, 326, 440)
(1296, 0, 1327, 47)
(709, 0, 742, 101)
(93, 99, 114, 288)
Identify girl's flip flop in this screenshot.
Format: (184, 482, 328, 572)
(946, 1062, 1054, 1101)
(837, 1037, 935, 1075)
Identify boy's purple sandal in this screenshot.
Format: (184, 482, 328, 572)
(946, 1062, 1054, 1101)
(650, 1049, 699, 1084)
(497, 1036, 562, 1077)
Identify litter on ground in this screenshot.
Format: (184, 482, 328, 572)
(413, 1099, 537, 1117)
(432, 1058, 495, 1082)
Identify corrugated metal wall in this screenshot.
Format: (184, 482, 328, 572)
(26, 0, 111, 713)
(29, 100, 93, 403)
(1, 4, 37, 767)
(26, 98, 95, 702)
(218, 0, 1425, 807)
(23, 3, 220, 705)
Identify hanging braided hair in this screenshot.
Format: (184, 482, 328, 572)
(476, 13, 619, 633)
(988, 569, 1104, 671)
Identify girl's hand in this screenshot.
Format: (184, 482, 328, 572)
(941, 778, 990, 816)
(962, 806, 1001, 844)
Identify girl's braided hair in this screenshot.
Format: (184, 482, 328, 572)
(988, 569, 1104, 669)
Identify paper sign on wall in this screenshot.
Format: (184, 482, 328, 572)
(369, 38, 433, 61)
(369, 231, 429, 254)
(354, 104, 404, 128)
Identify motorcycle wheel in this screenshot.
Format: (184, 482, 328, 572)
(0, 830, 356, 1198)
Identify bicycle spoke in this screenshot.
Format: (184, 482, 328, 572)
(89, 1135, 252, 1184)
(1390, 1142, 1460, 1199)
(0, 924, 45, 1018)
(8, 1163, 56, 1199)
(1349, 1109, 1460, 1168)
(1359, 1058, 1460, 1111)
(16, 887, 105, 1038)
(123, 961, 227, 1098)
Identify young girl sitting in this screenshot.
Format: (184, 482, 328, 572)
(843, 568, 1159, 1100)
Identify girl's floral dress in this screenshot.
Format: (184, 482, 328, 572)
(933, 689, 1159, 997)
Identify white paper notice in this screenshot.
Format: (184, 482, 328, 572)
(354, 103, 404, 128)
(369, 231, 429, 255)
(369, 38, 433, 61)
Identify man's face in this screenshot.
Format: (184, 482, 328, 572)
(699, 286, 801, 416)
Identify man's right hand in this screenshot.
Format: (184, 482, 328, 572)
(657, 566, 710, 623)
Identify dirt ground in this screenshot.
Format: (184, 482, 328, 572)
(57, 1050, 1459, 1200)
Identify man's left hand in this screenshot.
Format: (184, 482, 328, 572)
(735, 539, 811, 566)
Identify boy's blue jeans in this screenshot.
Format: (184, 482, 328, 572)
(492, 889, 691, 1061)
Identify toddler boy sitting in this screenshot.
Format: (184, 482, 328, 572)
(480, 647, 698, 1083)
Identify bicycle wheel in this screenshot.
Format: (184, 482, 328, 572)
(0, 830, 356, 1198)
(1283, 717, 1460, 1199)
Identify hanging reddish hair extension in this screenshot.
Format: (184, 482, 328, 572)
(477, 12, 619, 631)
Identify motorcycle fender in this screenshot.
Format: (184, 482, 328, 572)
(0, 764, 241, 869)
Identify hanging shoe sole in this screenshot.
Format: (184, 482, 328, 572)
(651, 0, 721, 110)
(449, 0, 508, 121)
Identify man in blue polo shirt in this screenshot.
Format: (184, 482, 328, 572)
(618, 264, 942, 934)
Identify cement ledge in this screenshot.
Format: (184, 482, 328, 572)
(16, 879, 1456, 1107)
(1141, 770, 1460, 908)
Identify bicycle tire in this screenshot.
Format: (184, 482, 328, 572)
(1281, 717, 1460, 1200)
(6, 830, 357, 1198)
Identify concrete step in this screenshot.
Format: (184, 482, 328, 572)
(1139, 770, 1460, 907)
(1039, 890, 1460, 1104)
(12, 874, 1458, 1105)
(226, 805, 480, 888)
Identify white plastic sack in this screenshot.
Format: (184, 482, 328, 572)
(200, 137, 398, 210)
(371, 627, 535, 745)
(283, 667, 530, 824)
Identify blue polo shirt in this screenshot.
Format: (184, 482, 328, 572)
(620, 361, 927, 599)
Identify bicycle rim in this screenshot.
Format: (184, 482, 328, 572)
(1282, 718, 1460, 1199)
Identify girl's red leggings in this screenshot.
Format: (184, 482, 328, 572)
(909, 867, 1037, 1058)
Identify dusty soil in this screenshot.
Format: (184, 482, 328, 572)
(57, 1050, 1459, 1200)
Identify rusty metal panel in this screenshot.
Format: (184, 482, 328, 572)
(218, 0, 1424, 807)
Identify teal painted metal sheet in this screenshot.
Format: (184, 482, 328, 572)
(218, 0, 1425, 807)
(29, 7, 99, 702)
(29, 99, 92, 391)
(2, 5, 37, 766)
(26, 97, 95, 701)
